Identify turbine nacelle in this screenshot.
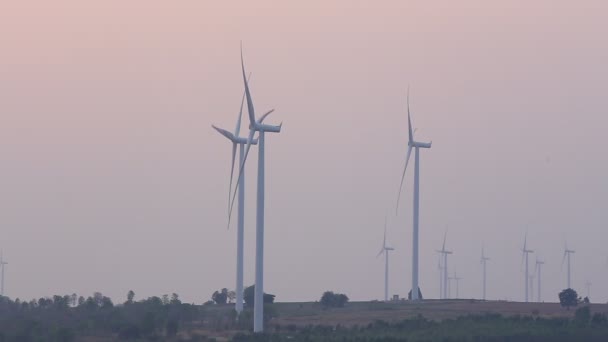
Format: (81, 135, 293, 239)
(410, 141, 432, 149)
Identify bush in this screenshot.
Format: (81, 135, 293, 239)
(320, 291, 349, 308)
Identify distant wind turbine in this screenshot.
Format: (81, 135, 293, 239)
(562, 242, 575, 289)
(0, 250, 7, 297)
(396, 89, 432, 301)
(377, 218, 395, 302)
(585, 281, 591, 299)
(480, 247, 490, 300)
(211, 73, 257, 315)
(437, 231, 452, 300)
(521, 233, 534, 302)
(535, 257, 545, 302)
(229, 45, 282, 333)
(453, 272, 462, 299)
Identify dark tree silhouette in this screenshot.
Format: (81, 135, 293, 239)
(559, 288, 578, 310)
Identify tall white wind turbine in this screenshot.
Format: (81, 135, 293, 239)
(0, 250, 7, 297)
(396, 90, 432, 301)
(377, 218, 395, 302)
(437, 231, 452, 300)
(562, 243, 575, 289)
(480, 247, 490, 300)
(230, 46, 282, 333)
(535, 258, 544, 302)
(521, 234, 534, 302)
(211, 74, 257, 315)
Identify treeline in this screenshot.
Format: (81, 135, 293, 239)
(0, 291, 234, 341)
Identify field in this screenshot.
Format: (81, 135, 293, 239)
(180, 299, 608, 341)
(271, 299, 601, 326)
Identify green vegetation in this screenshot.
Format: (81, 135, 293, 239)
(1, 288, 608, 341)
(235, 312, 608, 341)
(560, 288, 579, 310)
(320, 291, 349, 308)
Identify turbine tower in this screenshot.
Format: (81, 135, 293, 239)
(0, 250, 7, 297)
(396, 89, 432, 301)
(562, 243, 575, 289)
(230, 46, 282, 333)
(585, 280, 591, 299)
(535, 258, 544, 302)
(211, 73, 257, 315)
(453, 272, 462, 299)
(521, 234, 534, 302)
(436, 231, 452, 300)
(480, 247, 490, 300)
(377, 218, 395, 302)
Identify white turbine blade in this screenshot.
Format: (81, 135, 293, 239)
(407, 87, 413, 144)
(241, 44, 256, 127)
(257, 109, 275, 124)
(561, 250, 567, 269)
(395, 145, 413, 214)
(376, 248, 385, 258)
(235, 72, 252, 137)
(212, 125, 236, 141)
(228, 128, 256, 227)
(227, 142, 237, 216)
(383, 217, 387, 249)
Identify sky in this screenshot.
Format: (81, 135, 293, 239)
(1, 1, 607, 304)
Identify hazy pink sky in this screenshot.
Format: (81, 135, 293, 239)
(1, 1, 607, 304)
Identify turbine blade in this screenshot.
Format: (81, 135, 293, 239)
(383, 217, 387, 249)
(212, 125, 236, 141)
(235, 72, 253, 137)
(407, 87, 413, 144)
(227, 142, 237, 217)
(257, 109, 275, 124)
(442, 230, 447, 251)
(395, 145, 413, 214)
(228, 128, 256, 227)
(241, 44, 256, 127)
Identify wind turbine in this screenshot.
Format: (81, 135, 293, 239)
(535, 258, 544, 302)
(436, 231, 452, 300)
(0, 250, 7, 297)
(437, 253, 443, 299)
(453, 272, 462, 299)
(377, 217, 395, 302)
(521, 234, 534, 302)
(396, 89, 432, 301)
(230, 46, 282, 333)
(562, 243, 575, 289)
(480, 247, 490, 300)
(211, 73, 257, 315)
(585, 281, 591, 299)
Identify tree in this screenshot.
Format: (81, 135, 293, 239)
(320, 291, 349, 308)
(227, 290, 236, 304)
(77, 296, 85, 306)
(162, 294, 170, 305)
(212, 289, 228, 305)
(559, 288, 579, 310)
(170, 293, 181, 305)
(243, 285, 275, 307)
(126, 290, 135, 305)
